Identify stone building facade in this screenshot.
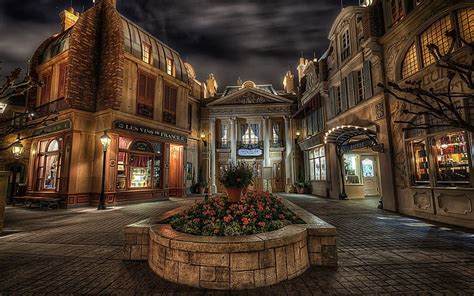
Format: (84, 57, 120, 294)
(200, 79, 297, 194)
(380, 0, 474, 227)
(22, 0, 204, 207)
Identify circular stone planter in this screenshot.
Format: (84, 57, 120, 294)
(147, 224, 309, 290)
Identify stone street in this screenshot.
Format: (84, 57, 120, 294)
(0, 195, 474, 295)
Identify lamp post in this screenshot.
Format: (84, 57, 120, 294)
(10, 136, 24, 204)
(98, 131, 111, 210)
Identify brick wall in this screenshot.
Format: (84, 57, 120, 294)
(96, 0, 124, 111)
(363, 0, 385, 39)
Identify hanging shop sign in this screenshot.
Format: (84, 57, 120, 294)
(340, 138, 376, 154)
(237, 148, 263, 157)
(32, 120, 71, 137)
(113, 121, 187, 143)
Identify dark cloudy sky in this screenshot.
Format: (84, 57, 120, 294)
(0, 0, 359, 89)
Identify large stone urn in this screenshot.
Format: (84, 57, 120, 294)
(0, 171, 11, 233)
(225, 187, 242, 203)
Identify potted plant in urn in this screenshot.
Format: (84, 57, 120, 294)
(196, 180, 208, 194)
(220, 162, 254, 202)
(295, 179, 310, 194)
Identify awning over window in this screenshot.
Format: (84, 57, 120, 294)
(324, 125, 381, 153)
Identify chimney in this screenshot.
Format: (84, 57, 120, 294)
(59, 7, 79, 32)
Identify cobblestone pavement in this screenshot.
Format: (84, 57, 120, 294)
(0, 195, 474, 295)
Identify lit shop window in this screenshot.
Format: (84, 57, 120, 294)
(129, 154, 152, 188)
(309, 146, 326, 181)
(409, 139, 430, 184)
(434, 131, 470, 185)
(344, 154, 361, 184)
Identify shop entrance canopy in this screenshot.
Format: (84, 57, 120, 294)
(324, 125, 382, 154)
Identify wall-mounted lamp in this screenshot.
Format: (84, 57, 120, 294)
(295, 129, 301, 137)
(200, 131, 207, 147)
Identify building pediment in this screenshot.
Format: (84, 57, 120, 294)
(207, 88, 293, 107)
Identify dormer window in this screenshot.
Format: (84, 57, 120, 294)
(166, 58, 175, 77)
(142, 43, 151, 64)
(340, 29, 351, 62)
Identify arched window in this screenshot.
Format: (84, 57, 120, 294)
(401, 43, 420, 79)
(47, 140, 59, 152)
(36, 138, 62, 191)
(457, 8, 474, 43)
(420, 15, 452, 67)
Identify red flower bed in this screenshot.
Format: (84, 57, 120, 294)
(168, 191, 303, 236)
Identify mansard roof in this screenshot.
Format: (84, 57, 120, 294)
(121, 15, 189, 83)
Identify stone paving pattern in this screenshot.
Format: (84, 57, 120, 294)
(0, 195, 473, 295)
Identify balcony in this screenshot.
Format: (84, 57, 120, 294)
(237, 141, 263, 150)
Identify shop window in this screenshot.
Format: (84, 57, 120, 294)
(118, 136, 132, 150)
(137, 71, 156, 118)
(401, 43, 420, 79)
(420, 15, 452, 67)
(163, 85, 177, 124)
(433, 131, 470, 185)
(116, 139, 163, 190)
(166, 58, 175, 77)
(409, 139, 430, 184)
(309, 146, 326, 181)
(142, 43, 151, 64)
(344, 154, 361, 184)
(40, 71, 52, 105)
(457, 8, 474, 44)
(340, 29, 351, 62)
(36, 138, 62, 191)
(58, 63, 68, 98)
(241, 123, 259, 145)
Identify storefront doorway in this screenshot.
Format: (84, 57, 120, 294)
(361, 155, 380, 196)
(169, 144, 184, 196)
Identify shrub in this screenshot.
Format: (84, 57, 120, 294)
(168, 191, 304, 236)
(219, 162, 254, 188)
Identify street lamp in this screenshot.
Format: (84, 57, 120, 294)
(98, 131, 111, 210)
(9, 136, 24, 204)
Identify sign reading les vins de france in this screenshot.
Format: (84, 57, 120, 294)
(113, 121, 187, 143)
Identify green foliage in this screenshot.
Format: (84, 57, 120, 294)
(169, 191, 304, 236)
(294, 179, 310, 188)
(219, 161, 254, 188)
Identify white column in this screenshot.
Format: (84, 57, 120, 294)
(284, 115, 293, 188)
(210, 118, 217, 194)
(263, 116, 270, 167)
(230, 117, 237, 163)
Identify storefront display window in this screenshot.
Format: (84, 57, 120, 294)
(344, 154, 361, 184)
(309, 146, 326, 181)
(36, 138, 62, 191)
(409, 139, 430, 184)
(116, 137, 163, 190)
(433, 131, 470, 185)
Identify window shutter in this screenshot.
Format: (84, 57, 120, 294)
(363, 61, 373, 99)
(145, 76, 155, 103)
(58, 64, 68, 98)
(341, 78, 348, 112)
(347, 72, 356, 108)
(138, 73, 146, 102)
(328, 87, 335, 119)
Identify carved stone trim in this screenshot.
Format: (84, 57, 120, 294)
(437, 193, 473, 216)
(413, 191, 431, 211)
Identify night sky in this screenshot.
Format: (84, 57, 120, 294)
(0, 0, 359, 89)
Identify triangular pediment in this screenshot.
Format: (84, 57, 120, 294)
(207, 87, 293, 106)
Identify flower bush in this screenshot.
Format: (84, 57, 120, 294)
(168, 191, 303, 236)
(219, 161, 254, 188)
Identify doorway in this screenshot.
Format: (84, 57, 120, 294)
(361, 155, 380, 196)
(169, 144, 184, 196)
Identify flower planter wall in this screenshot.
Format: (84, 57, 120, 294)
(123, 199, 337, 290)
